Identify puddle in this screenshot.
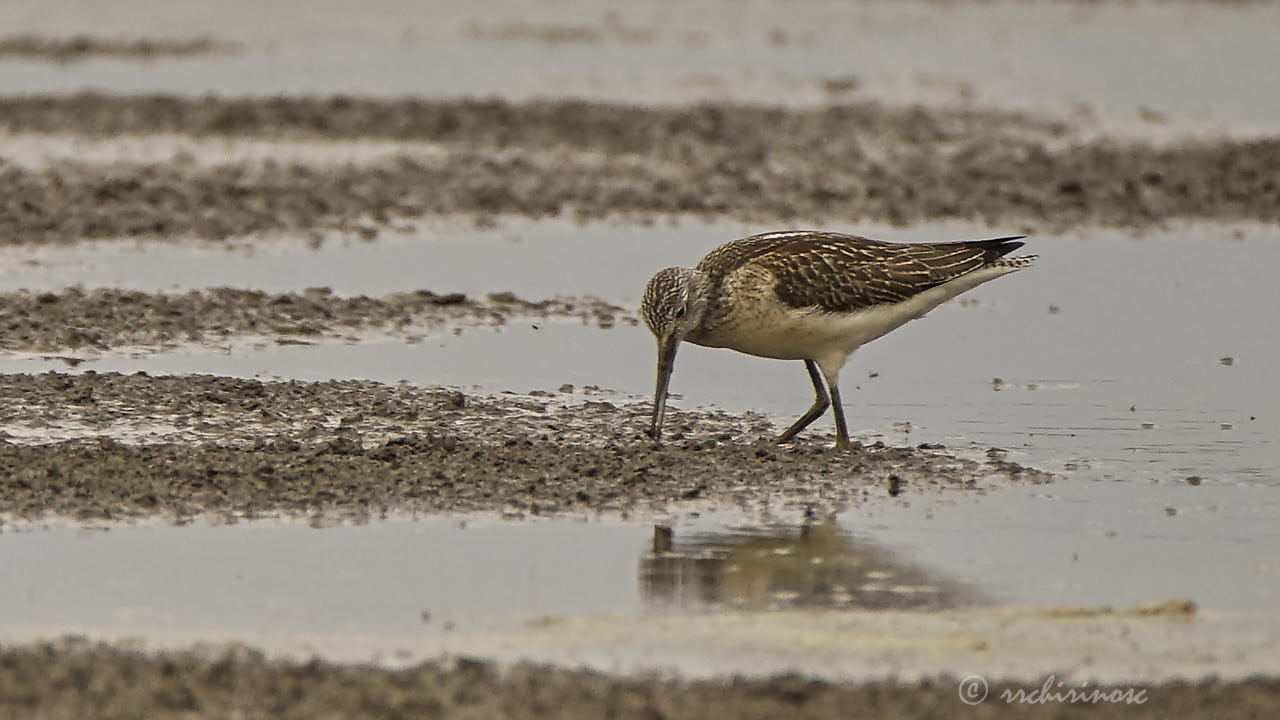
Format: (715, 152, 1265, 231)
(1, 2, 1278, 136)
(4, 482, 1279, 679)
(1, 516, 648, 641)
(1, 221, 1277, 487)
(0, 220, 688, 299)
(847, 481, 1280, 615)
(0, 510, 968, 642)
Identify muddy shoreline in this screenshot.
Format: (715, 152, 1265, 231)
(0, 36, 234, 63)
(1, 640, 1276, 720)
(0, 373, 1047, 523)
(2, 96, 1278, 245)
(0, 94, 1071, 143)
(0, 288, 629, 353)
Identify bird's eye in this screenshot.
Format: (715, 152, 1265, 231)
(674, 306, 686, 319)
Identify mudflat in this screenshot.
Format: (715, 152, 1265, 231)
(2, 96, 1277, 247)
(1, 641, 1277, 720)
(0, 372, 1047, 524)
(0, 287, 627, 353)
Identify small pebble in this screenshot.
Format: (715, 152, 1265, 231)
(885, 475, 904, 497)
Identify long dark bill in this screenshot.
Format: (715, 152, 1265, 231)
(648, 336, 680, 441)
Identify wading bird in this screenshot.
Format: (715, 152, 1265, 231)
(640, 231, 1035, 449)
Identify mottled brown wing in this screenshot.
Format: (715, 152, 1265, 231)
(699, 231, 1024, 314)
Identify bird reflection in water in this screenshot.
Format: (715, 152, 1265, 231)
(640, 517, 979, 611)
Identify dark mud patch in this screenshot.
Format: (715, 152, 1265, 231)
(0, 36, 235, 63)
(2, 640, 1277, 720)
(0, 288, 629, 353)
(0, 373, 1049, 523)
(461, 19, 658, 45)
(1, 96, 1278, 244)
(0, 94, 1071, 144)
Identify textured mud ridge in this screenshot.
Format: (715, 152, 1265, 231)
(0, 94, 1072, 144)
(0, 288, 629, 353)
(0, 373, 1048, 522)
(2, 96, 1278, 245)
(0, 36, 234, 62)
(2, 641, 1278, 720)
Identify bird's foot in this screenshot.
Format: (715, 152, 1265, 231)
(834, 436, 856, 452)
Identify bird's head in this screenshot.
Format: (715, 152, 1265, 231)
(640, 267, 709, 344)
(639, 267, 709, 442)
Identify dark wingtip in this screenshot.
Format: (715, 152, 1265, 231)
(975, 235, 1027, 260)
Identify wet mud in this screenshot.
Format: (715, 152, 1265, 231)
(1, 96, 1278, 245)
(0, 288, 628, 353)
(0, 36, 234, 63)
(2, 640, 1277, 720)
(0, 373, 1048, 523)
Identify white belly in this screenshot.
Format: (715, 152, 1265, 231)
(689, 264, 1017, 374)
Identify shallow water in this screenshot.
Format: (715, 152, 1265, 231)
(0, 511, 966, 640)
(4, 480, 1278, 676)
(2, 1, 1279, 136)
(2, 221, 1276, 486)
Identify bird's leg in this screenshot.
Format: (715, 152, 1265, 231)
(827, 381, 854, 451)
(775, 360, 829, 445)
